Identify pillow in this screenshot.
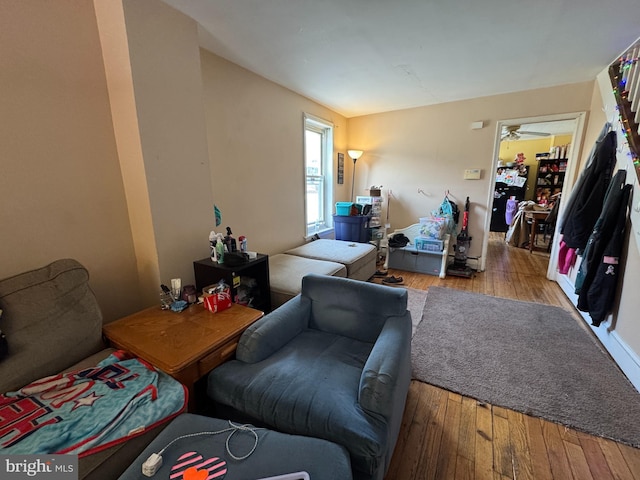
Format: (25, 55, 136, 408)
(0, 259, 103, 392)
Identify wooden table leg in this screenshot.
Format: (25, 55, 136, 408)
(529, 217, 537, 253)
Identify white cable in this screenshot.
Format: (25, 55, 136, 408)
(224, 422, 261, 460)
(142, 420, 263, 477)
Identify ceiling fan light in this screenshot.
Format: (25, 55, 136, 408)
(502, 131, 519, 141)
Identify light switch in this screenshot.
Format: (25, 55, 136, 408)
(464, 169, 481, 180)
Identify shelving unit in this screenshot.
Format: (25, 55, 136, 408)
(193, 254, 271, 312)
(356, 195, 383, 227)
(356, 195, 384, 245)
(535, 153, 567, 205)
(490, 166, 528, 232)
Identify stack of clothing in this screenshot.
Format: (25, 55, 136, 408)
(505, 201, 550, 248)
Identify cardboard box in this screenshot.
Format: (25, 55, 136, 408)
(202, 283, 232, 313)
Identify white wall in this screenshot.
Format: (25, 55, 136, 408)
(557, 70, 640, 390)
(0, 0, 142, 321)
(347, 82, 594, 260)
(199, 50, 348, 254)
(121, 0, 214, 287)
(95, 0, 160, 308)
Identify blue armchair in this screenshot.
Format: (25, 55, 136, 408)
(207, 273, 412, 480)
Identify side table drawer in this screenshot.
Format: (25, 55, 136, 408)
(198, 338, 240, 376)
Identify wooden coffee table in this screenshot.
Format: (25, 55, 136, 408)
(102, 303, 263, 409)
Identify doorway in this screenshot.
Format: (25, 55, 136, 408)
(481, 112, 587, 278)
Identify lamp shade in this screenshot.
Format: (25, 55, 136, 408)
(347, 149, 364, 160)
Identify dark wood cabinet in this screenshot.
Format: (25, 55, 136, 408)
(491, 166, 528, 232)
(194, 254, 271, 312)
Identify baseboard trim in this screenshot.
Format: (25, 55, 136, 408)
(558, 274, 640, 392)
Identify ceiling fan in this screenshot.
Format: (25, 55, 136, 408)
(501, 125, 550, 141)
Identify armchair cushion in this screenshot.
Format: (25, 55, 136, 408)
(303, 273, 409, 343)
(207, 274, 412, 480)
(210, 330, 383, 471)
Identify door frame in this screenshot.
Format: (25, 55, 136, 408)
(480, 111, 587, 278)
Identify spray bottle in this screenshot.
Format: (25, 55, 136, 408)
(224, 227, 237, 253)
(215, 233, 225, 264)
(209, 231, 218, 262)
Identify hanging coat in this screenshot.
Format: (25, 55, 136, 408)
(559, 122, 610, 231)
(557, 239, 578, 275)
(585, 184, 632, 326)
(575, 169, 626, 295)
(576, 170, 632, 326)
(555, 122, 610, 272)
(560, 129, 617, 251)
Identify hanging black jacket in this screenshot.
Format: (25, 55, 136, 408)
(561, 130, 617, 250)
(559, 122, 610, 230)
(576, 169, 632, 326)
(574, 169, 626, 295)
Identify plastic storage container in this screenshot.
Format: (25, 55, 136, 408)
(388, 247, 443, 276)
(336, 202, 354, 216)
(418, 216, 446, 239)
(414, 237, 444, 252)
(333, 215, 370, 243)
(335, 202, 365, 215)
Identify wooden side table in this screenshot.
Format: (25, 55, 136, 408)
(102, 303, 263, 410)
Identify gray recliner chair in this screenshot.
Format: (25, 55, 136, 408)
(207, 273, 412, 480)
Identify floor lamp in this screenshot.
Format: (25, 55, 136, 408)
(348, 149, 364, 202)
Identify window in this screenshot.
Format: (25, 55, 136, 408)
(304, 114, 334, 236)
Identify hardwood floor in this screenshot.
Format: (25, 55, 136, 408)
(382, 232, 640, 480)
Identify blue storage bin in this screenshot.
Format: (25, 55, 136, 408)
(334, 215, 370, 243)
(414, 237, 444, 252)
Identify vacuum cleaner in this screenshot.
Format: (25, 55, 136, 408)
(447, 196, 474, 278)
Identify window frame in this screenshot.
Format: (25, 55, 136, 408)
(303, 113, 334, 237)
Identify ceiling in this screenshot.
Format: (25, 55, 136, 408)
(162, 0, 640, 118)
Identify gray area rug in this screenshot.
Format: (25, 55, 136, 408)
(405, 287, 427, 336)
(410, 286, 640, 447)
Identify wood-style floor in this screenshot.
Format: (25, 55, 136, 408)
(381, 232, 640, 480)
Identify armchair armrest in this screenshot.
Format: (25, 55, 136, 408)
(358, 313, 412, 418)
(236, 296, 310, 364)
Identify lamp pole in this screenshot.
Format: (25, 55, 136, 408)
(350, 157, 358, 202)
(347, 150, 364, 203)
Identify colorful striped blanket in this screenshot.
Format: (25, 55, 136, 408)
(0, 351, 187, 456)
